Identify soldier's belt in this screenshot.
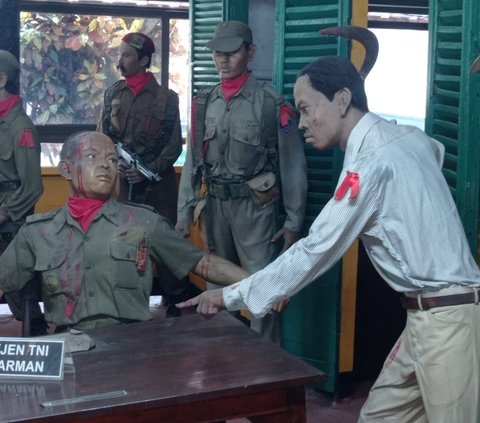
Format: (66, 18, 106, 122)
(0, 220, 24, 235)
(208, 180, 250, 200)
(0, 180, 21, 192)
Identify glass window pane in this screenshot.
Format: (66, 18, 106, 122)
(365, 28, 428, 130)
(169, 18, 190, 165)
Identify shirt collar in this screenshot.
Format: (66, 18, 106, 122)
(210, 72, 257, 104)
(343, 112, 383, 169)
(55, 197, 121, 234)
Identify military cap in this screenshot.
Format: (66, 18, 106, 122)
(121, 33, 156, 54)
(206, 20, 253, 52)
(0, 50, 20, 85)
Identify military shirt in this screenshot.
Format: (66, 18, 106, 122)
(0, 198, 203, 328)
(98, 76, 182, 222)
(0, 102, 43, 222)
(178, 73, 307, 232)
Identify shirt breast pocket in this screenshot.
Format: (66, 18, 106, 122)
(0, 134, 13, 161)
(137, 112, 164, 141)
(203, 126, 217, 163)
(34, 252, 68, 296)
(110, 241, 140, 289)
(228, 123, 262, 170)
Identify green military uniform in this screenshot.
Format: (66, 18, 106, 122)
(98, 77, 182, 222)
(0, 198, 203, 330)
(177, 73, 307, 342)
(98, 76, 190, 301)
(0, 100, 44, 323)
(0, 101, 43, 224)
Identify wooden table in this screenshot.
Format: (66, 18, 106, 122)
(0, 310, 324, 422)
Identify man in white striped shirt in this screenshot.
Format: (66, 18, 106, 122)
(179, 55, 480, 422)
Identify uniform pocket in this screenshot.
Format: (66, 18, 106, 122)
(246, 172, 280, 208)
(0, 134, 13, 161)
(110, 241, 150, 320)
(109, 241, 141, 289)
(34, 252, 68, 294)
(136, 111, 164, 140)
(229, 122, 263, 171)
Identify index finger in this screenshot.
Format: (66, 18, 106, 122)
(176, 295, 201, 309)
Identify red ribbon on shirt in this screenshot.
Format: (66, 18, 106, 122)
(279, 103, 296, 128)
(334, 171, 360, 201)
(18, 129, 36, 149)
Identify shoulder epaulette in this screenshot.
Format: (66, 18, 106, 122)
(260, 82, 287, 107)
(123, 201, 158, 214)
(26, 208, 62, 224)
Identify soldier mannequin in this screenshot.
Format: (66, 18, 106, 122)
(0, 50, 46, 335)
(98, 33, 193, 317)
(0, 131, 249, 331)
(176, 21, 307, 343)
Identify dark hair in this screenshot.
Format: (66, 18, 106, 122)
(5, 79, 19, 95)
(134, 48, 152, 68)
(61, 131, 110, 161)
(298, 56, 369, 112)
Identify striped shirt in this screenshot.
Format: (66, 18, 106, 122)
(224, 113, 480, 318)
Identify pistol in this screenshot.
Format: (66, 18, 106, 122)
(115, 142, 162, 182)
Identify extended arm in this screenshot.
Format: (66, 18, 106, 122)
(192, 252, 250, 286)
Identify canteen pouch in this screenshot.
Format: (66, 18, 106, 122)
(246, 172, 279, 208)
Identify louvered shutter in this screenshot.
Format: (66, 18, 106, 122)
(425, 0, 480, 254)
(274, 0, 352, 393)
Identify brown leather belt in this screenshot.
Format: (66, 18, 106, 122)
(400, 292, 478, 310)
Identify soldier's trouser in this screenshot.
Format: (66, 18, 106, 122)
(204, 195, 281, 344)
(358, 287, 480, 423)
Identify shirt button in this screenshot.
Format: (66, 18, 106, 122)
(89, 292, 94, 297)
(84, 236, 90, 241)
(86, 264, 91, 270)
(222, 129, 227, 134)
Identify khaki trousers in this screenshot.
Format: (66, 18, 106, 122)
(203, 195, 281, 344)
(359, 287, 480, 423)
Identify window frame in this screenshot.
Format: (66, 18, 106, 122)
(19, 1, 189, 147)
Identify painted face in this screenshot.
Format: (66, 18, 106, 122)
(213, 44, 253, 80)
(68, 133, 118, 199)
(294, 75, 346, 151)
(117, 42, 144, 77)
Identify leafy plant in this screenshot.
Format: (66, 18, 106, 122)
(20, 12, 186, 126)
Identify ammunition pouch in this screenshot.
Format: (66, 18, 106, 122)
(246, 172, 280, 208)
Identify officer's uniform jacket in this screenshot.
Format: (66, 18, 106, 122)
(0, 102, 43, 223)
(0, 198, 203, 329)
(178, 73, 307, 233)
(98, 76, 182, 222)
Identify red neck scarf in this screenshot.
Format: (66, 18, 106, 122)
(0, 95, 21, 119)
(67, 196, 106, 232)
(221, 70, 250, 103)
(125, 71, 153, 96)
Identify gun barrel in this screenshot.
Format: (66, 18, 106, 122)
(116, 142, 162, 182)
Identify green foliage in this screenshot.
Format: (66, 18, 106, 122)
(19, 12, 176, 125)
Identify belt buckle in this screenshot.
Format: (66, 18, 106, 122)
(416, 294, 425, 311)
(229, 183, 241, 200)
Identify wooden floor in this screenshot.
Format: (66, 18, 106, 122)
(0, 299, 371, 423)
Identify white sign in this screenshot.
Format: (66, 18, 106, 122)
(0, 337, 65, 380)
